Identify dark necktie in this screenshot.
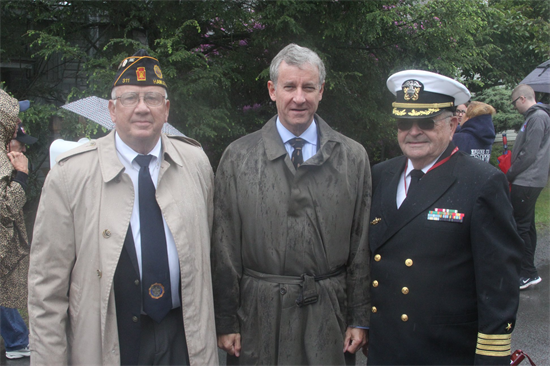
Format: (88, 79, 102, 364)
(134, 154, 172, 323)
(289, 138, 305, 169)
(407, 169, 425, 197)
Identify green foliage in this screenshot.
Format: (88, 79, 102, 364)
(1, 0, 548, 170)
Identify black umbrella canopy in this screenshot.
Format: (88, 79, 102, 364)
(520, 60, 550, 94)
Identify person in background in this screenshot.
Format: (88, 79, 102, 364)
(455, 103, 468, 128)
(367, 70, 522, 365)
(508, 84, 550, 290)
(0, 92, 34, 360)
(453, 101, 496, 163)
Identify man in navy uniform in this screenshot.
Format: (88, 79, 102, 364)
(366, 70, 522, 365)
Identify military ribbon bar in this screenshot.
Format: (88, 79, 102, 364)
(427, 208, 464, 223)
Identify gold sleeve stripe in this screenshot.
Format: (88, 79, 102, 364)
(477, 333, 512, 340)
(477, 345, 511, 351)
(392, 102, 454, 108)
(476, 349, 512, 357)
(477, 339, 511, 346)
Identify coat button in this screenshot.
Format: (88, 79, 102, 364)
(135, 279, 140, 285)
(280, 287, 287, 295)
(405, 258, 413, 267)
(402, 287, 409, 294)
(102, 230, 111, 238)
(372, 306, 377, 313)
(372, 280, 379, 287)
(132, 316, 139, 323)
(374, 254, 381, 262)
(401, 314, 408, 322)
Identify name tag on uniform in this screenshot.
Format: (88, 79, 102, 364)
(427, 208, 464, 223)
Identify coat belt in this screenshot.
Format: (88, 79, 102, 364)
(242, 266, 346, 284)
(243, 266, 346, 307)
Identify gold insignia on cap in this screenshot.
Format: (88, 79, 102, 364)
(506, 323, 512, 331)
(154, 65, 163, 79)
(408, 108, 441, 116)
(393, 108, 407, 116)
(402, 80, 422, 101)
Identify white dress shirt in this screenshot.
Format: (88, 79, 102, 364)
(115, 132, 181, 309)
(276, 117, 318, 162)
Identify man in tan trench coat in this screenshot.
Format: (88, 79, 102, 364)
(212, 43, 371, 365)
(29, 50, 218, 365)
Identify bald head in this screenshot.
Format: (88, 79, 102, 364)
(512, 84, 535, 101)
(511, 84, 536, 114)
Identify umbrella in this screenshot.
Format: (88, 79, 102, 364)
(519, 60, 550, 94)
(61, 96, 186, 136)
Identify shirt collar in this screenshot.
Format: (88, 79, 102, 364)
(405, 151, 443, 177)
(276, 117, 318, 145)
(115, 132, 162, 167)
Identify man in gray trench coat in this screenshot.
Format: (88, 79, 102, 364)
(212, 43, 371, 365)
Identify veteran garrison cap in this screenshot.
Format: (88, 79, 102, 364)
(112, 49, 167, 90)
(387, 70, 470, 119)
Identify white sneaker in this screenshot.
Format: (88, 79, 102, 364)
(5, 345, 30, 359)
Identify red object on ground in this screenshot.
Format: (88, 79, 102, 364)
(498, 150, 512, 174)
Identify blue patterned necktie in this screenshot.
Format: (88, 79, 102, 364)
(289, 138, 305, 169)
(134, 154, 172, 323)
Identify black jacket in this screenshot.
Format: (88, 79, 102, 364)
(367, 145, 522, 365)
(453, 114, 496, 163)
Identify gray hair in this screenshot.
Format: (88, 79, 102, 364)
(111, 87, 168, 104)
(269, 43, 326, 88)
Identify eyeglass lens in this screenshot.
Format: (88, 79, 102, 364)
(118, 92, 165, 107)
(397, 119, 436, 131)
(511, 96, 521, 107)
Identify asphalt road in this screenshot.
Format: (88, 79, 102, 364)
(3, 228, 549, 366)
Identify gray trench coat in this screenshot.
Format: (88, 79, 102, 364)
(29, 131, 218, 366)
(212, 115, 371, 365)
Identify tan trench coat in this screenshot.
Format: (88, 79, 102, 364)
(0, 108, 29, 309)
(28, 131, 218, 366)
(212, 115, 372, 365)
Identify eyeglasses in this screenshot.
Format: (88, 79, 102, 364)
(511, 96, 523, 107)
(114, 92, 166, 107)
(456, 109, 466, 115)
(396, 116, 450, 131)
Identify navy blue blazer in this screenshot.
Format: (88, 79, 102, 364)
(367, 144, 522, 365)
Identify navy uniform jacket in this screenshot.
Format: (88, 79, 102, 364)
(367, 144, 522, 365)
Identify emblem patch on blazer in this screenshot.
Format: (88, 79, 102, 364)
(370, 217, 382, 225)
(149, 283, 165, 299)
(427, 208, 464, 223)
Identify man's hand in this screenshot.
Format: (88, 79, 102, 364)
(7, 151, 29, 175)
(343, 327, 367, 354)
(217, 333, 241, 357)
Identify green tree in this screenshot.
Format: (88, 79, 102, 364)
(1, 0, 548, 171)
